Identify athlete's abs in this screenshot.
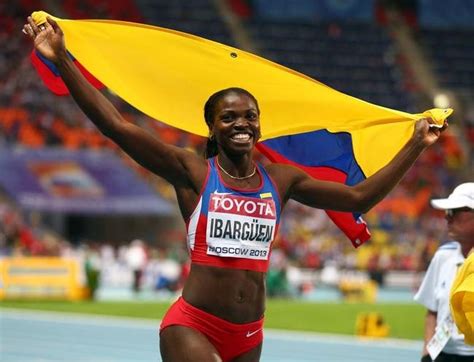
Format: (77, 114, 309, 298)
(182, 264, 265, 324)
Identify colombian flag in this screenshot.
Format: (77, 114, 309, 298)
(31, 50, 104, 95)
(30, 11, 452, 247)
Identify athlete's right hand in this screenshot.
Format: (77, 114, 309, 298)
(23, 16, 66, 64)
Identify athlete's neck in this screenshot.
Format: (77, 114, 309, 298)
(217, 153, 255, 179)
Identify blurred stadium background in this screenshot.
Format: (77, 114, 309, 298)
(0, 0, 473, 360)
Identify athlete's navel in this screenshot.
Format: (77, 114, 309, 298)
(236, 291, 245, 303)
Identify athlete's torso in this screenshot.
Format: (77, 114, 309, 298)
(186, 157, 282, 273)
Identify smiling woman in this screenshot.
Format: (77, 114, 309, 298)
(23, 14, 446, 362)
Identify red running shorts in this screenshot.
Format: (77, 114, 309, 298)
(160, 297, 264, 361)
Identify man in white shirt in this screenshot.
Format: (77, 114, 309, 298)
(126, 239, 148, 293)
(415, 182, 474, 362)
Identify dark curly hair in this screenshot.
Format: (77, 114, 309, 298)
(203, 87, 260, 158)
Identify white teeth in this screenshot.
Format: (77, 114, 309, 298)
(232, 134, 251, 141)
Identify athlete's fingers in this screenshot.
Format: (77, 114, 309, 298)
(23, 23, 34, 38)
(27, 16, 40, 36)
(46, 16, 62, 35)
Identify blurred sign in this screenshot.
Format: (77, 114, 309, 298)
(0, 257, 87, 300)
(0, 148, 173, 214)
(28, 160, 104, 198)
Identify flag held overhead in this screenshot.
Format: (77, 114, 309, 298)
(30, 11, 452, 246)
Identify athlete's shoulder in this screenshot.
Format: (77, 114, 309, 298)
(264, 163, 303, 181)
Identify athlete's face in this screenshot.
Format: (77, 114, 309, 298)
(211, 93, 260, 155)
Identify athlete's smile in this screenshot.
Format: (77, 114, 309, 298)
(230, 132, 253, 144)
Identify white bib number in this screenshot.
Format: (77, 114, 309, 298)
(206, 193, 276, 260)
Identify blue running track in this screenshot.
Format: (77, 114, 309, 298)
(0, 309, 422, 361)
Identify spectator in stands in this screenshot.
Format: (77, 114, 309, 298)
(84, 243, 101, 299)
(154, 250, 182, 292)
(24, 16, 445, 362)
(125, 239, 147, 294)
(415, 183, 474, 362)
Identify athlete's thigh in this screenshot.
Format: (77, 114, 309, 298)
(231, 342, 262, 362)
(160, 325, 222, 362)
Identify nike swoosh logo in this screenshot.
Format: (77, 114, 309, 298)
(212, 190, 231, 196)
(246, 329, 261, 337)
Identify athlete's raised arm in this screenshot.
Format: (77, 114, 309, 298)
(269, 118, 446, 213)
